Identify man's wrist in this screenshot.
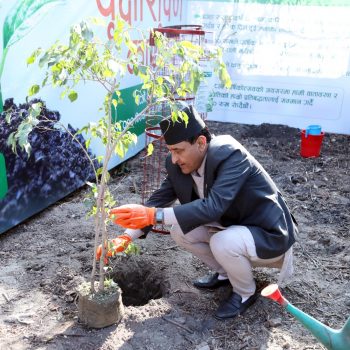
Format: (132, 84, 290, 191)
(155, 208, 164, 224)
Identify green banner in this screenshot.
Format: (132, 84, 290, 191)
(112, 84, 146, 136)
(0, 153, 8, 200)
(190, 0, 350, 5)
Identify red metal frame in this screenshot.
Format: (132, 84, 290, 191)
(142, 25, 208, 235)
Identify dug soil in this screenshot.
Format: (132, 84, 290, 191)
(0, 121, 349, 350)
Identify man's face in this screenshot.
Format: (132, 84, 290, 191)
(167, 136, 207, 174)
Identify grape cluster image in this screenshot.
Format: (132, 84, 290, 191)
(0, 98, 97, 234)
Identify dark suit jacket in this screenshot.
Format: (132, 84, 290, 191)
(145, 135, 297, 259)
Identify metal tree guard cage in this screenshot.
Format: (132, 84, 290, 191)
(141, 25, 209, 234)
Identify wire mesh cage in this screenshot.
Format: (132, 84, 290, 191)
(141, 25, 210, 234)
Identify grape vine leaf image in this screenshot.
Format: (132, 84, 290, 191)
(0, 98, 97, 235)
(0, 0, 66, 112)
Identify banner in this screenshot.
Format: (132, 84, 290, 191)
(188, 0, 350, 134)
(2, 0, 349, 235)
(0, 0, 184, 234)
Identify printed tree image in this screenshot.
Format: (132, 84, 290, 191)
(0, 0, 65, 112)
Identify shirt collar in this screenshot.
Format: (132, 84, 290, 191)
(192, 154, 207, 177)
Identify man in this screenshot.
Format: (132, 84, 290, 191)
(100, 102, 298, 320)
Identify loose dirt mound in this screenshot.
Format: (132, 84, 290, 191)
(0, 121, 349, 350)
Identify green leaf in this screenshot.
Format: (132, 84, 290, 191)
(219, 67, 232, 89)
(41, 76, 48, 87)
(115, 16, 125, 33)
(27, 55, 35, 65)
(23, 141, 32, 155)
(28, 84, 40, 96)
(7, 132, 17, 154)
(107, 59, 123, 74)
(89, 17, 106, 27)
(96, 167, 103, 177)
(3, 0, 66, 50)
(114, 141, 126, 158)
(5, 110, 13, 124)
(180, 111, 189, 126)
(30, 102, 42, 117)
(126, 38, 137, 55)
(38, 52, 50, 68)
(68, 90, 78, 102)
(147, 143, 154, 156)
(86, 181, 97, 190)
(27, 48, 41, 65)
(60, 90, 66, 99)
(180, 40, 198, 51)
(80, 21, 93, 42)
(124, 242, 140, 255)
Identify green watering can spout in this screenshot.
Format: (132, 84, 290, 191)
(261, 284, 350, 350)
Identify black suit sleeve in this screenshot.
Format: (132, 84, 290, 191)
(145, 175, 177, 208)
(140, 175, 178, 237)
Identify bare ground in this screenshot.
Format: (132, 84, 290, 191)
(0, 121, 349, 350)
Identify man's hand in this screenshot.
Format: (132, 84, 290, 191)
(110, 204, 156, 229)
(96, 234, 132, 263)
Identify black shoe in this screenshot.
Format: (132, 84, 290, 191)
(193, 273, 230, 290)
(214, 291, 258, 320)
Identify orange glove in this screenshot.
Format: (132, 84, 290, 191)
(96, 235, 132, 263)
(110, 204, 156, 229)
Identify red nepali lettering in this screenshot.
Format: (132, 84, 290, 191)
(119, 0, 131, 24)
(160, 0, 182, 23)
(96, 0, 115, 18)
(146, 0, 157, 21)
(135, 0, 142, 21)
(96, 0, 183, 38)
(163, 0, 170, 21)
(173, 0, 181, 17)
(96, 0, 115, 39)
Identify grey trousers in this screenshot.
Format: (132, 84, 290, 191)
(170, 224, 291, 299)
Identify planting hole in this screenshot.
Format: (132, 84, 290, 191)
(111, 259, 166, 306)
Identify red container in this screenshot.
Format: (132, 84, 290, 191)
(300, 130, 324, 158)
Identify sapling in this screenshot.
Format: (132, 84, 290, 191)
(6, 17, 232, 296)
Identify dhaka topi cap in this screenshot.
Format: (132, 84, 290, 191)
(159, 103, 206, 145)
